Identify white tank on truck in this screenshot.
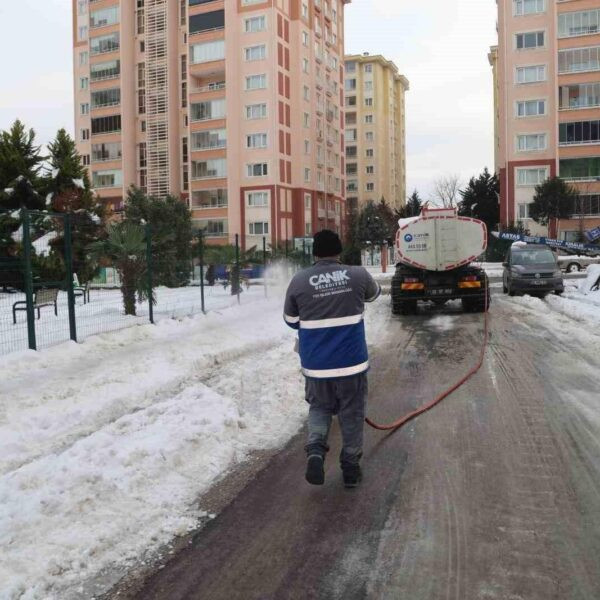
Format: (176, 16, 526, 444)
(391, 207, 490, 315)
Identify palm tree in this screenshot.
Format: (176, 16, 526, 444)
(88, 222, 148, 315)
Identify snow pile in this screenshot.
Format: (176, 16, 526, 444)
(579, 264, 600, 296)
(0, 292, 384, 599)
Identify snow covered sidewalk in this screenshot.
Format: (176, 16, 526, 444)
(0, 295, 310, 599)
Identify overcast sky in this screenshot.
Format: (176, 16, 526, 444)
(0, 0, 497, 199)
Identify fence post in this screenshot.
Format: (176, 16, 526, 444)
(263, 236, 267, 298)
(198, 230, 205, 314)
(146, 223, 154, 324)
(64, 213, 77, 342)
(302, 239, 307, 267)
(234, 233, 240, 304)
(21, 208, 36, 351)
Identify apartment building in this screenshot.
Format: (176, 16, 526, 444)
(493, 0, 600, 240)
(73, 0, 349, 249)
(343, 53, 409, 213)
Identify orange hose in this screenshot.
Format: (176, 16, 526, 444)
(366, 277, 489, 432)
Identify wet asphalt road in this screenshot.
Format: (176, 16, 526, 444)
(127, 293, 600, 600)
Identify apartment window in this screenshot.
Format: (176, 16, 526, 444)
(302, 3, 308, 19)
(516, 99, 546, 117)
(246, 103, 267, 119)
(245, 74, 267, 90)
(305, 222, 312, 235)
(190, 99, 226, 121)
(303, 86, 310, 101)
(247, 191, 269, 207)
(365, 114, 374, 123)
(559, 83, 600, 110)
(559, 47, 600, 74)
(91, 142, 122, 163)
(245, 44, 266, 61)
(247, 163, 268, 177)
(195, 219, 228, 237)
(346, 163, 357, 176)
(181, 82, 187, 108)
(345, 78, 356, 91)
(77, 1, 87, 16)
(517, 133, 546, 151)
(559, 120, 600, 146)
(366, 166, 374, 174)
(82, 155, 90, 166)
(191, 40, 225, 64)
(569, 194, 600, 215)
(91, 59, 120, 81)
(191, 129, 227, 150)
(78, 26, 88, 41)
(80, 77, 89, 90)
(245, 15, 266, 33)
(192, 159, 227, 179)
(92, 169, 122, 188)
(303, 112, 310, 127)
(138, 7, 145, 34)
(81, 128, 90, 141)
(247, 133, 268, 148)
(364, 63, 373, 73)
(191, 189, 228, 209)
(516, 31, 545, 50)
(346, 96, 356, 107)
(365, 81, 373, 92)
(90, 32, 120, 55)
(516, 167, 548, 186)
(91, 88, 121, 109)
(302, 58, 310, 73)
(249, 222, 269, 235)
(90, 6, 119, 29)
(242, 0, 264, 5)
(516, 64, 546, 83)
(182, 137, 188, 164)
(304, 140, 310, 154)
(80, 103, 90, 115)
(559, 10, 600, 39)
(79, 51, 88, 66)
(138, 89, 146, 114)
(366, 132, 374, 142)
(366, 183, 375, 192)
(366, 149, 374, 158)
(91, 115, 121, 135)
(514, 0, 545, 16)
(189, 10, 225, 34)
(302, 31, 309, 46)
(304, 168, 311, 182)
(304, 194, 311, 209)
(560, 157, 600, 180)
(141, 120, 146, 132)
(365, 97, 373, 106)
(139, 143, 147, 168)
(518, 203, 531, 220)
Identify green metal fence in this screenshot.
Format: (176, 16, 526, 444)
(0, 209, 311, 357)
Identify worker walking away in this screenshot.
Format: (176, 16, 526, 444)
(284, 230, 381, 488)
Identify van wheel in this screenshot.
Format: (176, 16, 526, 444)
(566, 262, 581, 273)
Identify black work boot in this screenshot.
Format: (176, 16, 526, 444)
(342, 464, 362, 488)
(305, 454, 325, 485)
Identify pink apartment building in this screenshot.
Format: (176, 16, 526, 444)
(73, 0, 349, 249)
(492, 0, 600, 240)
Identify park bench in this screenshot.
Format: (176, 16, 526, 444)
(13, 288, 59, 324)
(74, 281, 91, 304)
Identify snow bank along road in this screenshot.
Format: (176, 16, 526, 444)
(123, 289, 600, 600)
(1, 273, 600, 599)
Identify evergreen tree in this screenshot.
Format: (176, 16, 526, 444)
(124, 187, 193, 287)
(458, 168, 500, 237)
(0, 120, 44, 191)
(397, 190, 423, 219)
(530, 176, 577, 226)
(355, 200, 396, 247)
(43, 129, 106, 283)
(341, 210, 362, 265)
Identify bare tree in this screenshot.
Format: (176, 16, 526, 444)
(432, 174, 461, 209)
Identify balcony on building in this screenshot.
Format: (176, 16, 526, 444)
(193, 218, 228, 240)
(190, 188, 228, 212)
(190, 38, 225, 78)
(190, 77, 226, 96)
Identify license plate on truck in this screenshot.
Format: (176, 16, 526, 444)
(427, 288, 453, 296)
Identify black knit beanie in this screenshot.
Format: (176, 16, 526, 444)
(313, 230, 343, 258)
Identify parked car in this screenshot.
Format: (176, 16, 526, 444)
(503, 243, 564, 297)
(556, 253, 600, 273)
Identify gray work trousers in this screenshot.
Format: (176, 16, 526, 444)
(304, 372, 368, 468)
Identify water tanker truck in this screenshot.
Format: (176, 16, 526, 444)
(391, 207, 490, 315)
